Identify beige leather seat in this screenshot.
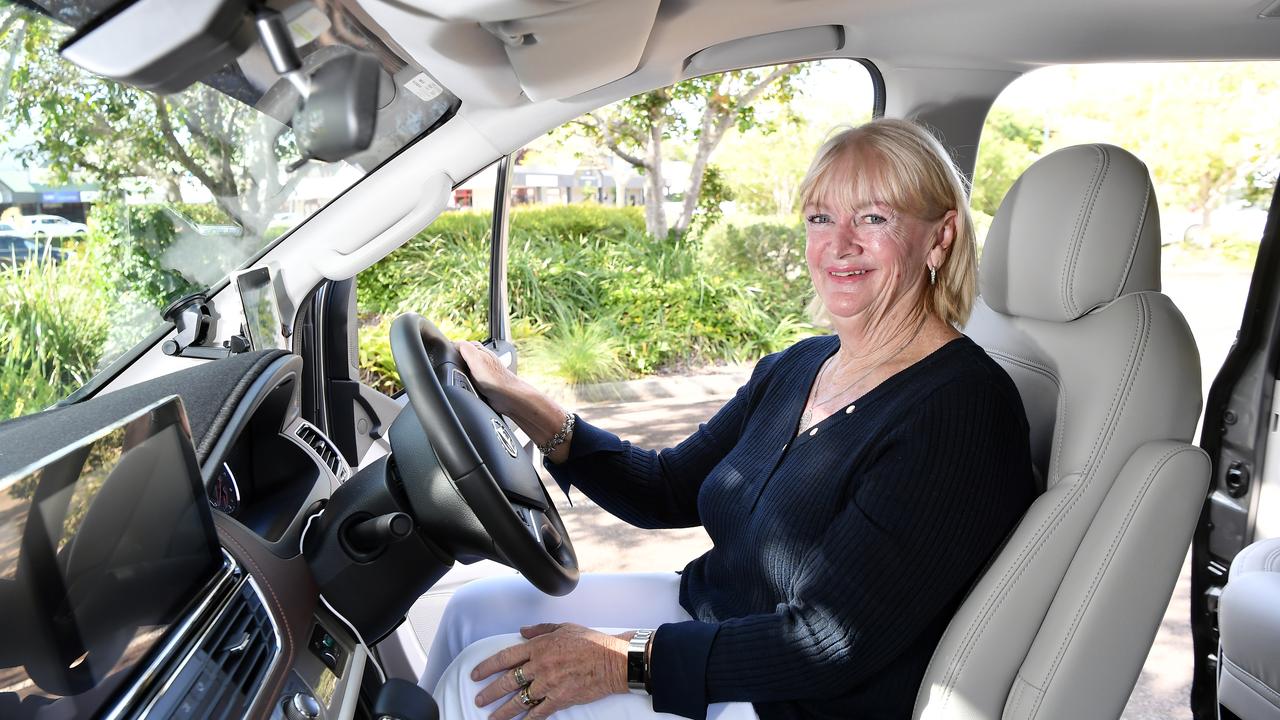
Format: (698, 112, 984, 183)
(914, 144, 1211, 719)
(1218, 536, 1280, 719)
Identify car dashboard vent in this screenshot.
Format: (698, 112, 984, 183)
(147, 580, 280, 719)
(294, 422, 349, 480)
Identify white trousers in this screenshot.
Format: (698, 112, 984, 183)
(423, 573, 759, 719)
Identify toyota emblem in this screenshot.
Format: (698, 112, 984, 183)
(492, 418, 518, 458)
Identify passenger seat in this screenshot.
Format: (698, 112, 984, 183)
(915, 143, 1210, 719)
(1218, 536, 1280, 719)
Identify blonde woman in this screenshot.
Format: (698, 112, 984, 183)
(426, 118, 1035, 720)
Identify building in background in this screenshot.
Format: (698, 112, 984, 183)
(449, 161, 689, 211)
(0, 169, 99, 223)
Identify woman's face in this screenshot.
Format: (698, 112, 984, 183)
(804, 188, 937, 326)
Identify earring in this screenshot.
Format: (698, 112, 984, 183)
(928, 265, 937, 286)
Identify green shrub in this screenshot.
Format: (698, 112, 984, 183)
(703, 216, 808, 296)
(359, 210, 493, 315)
(509, 204, 643, 243)
(522, 307, 628, 385)
(0, 253, 111, 419)
(171, 202, 237, 226)
(87, 202, 202, 308)
(356, 205, 820, 383)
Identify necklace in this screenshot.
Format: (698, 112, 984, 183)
(797, 315, 927, 433)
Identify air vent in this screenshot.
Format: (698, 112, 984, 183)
(149, 581, 279, 719)
(296, 423, 345, 477)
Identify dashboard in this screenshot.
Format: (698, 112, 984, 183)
(0, 350, 416, 720)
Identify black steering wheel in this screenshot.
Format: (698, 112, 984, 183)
(389, 313, 579, 596)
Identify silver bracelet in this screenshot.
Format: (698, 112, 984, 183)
(537, 413, 575, 456)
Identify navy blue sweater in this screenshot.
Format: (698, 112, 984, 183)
(548, 335, 1035, 719)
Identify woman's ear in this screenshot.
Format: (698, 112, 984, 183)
(929, 210, 958, 269)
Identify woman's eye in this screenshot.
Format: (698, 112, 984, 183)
(860, 213, 888, 225)
(806, 214, 832, 225)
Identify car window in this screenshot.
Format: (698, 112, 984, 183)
(975, 62, 1280, 405)
(483, 59, 873, 573)
(0, 3, 459, 420)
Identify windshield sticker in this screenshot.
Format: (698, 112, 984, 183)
(405, 73, 445, 103)
(288, 8, 332, 46)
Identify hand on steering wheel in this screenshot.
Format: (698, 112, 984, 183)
(389, 313, 579, 596)
(455, 341, 523, 418)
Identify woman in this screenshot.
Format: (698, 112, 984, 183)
(426, 118, 1035, 720)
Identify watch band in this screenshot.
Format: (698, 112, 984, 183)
(627, 629, 654, 694)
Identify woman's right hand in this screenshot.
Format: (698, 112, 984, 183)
(456, 341, 574, 463)
(456, 340, 525, 417)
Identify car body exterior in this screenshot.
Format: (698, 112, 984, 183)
(0, 233, 67, 265)
(12, 214, 89, 239)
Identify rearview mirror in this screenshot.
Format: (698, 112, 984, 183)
(292, 51, 381, 163)
(59, 0, 253, 94)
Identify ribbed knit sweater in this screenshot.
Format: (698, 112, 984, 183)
(547, 334, 1035, 720)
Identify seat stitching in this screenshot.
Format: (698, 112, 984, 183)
(985, 349, 1059, 388)
(1263, 544, 1280, 573)
(1223, 657, 1280, 708)
(1112, 173, 1151, 300)
(1080, 295, 1150, 485)
(1026, 444, 1195, 717)
(986, 348, 1062, 485)
(1061, 146, 1106, 318)
(935, 298, 1149, 712)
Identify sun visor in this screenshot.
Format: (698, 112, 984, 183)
(401, 0, 602, 24)
(685, 26, 845, 75)
(311, 171, 452, 280)
(488, 0, 659, 101)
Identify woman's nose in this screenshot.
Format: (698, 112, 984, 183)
(832, 223, 866, 255)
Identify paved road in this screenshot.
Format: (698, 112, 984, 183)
(545, 268, 1254, 719)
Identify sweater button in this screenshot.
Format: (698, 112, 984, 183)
(809, 427, 818, 437)
(845, 404, 855, 414)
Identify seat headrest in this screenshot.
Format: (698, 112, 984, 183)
(979, 144, 1161, 323)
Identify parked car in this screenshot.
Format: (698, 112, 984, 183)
(0, 1, 1277, 720)
(0, 233, 67, 265)
(12, 213, 88, 240)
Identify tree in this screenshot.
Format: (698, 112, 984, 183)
(1055, 64, 1280, 230)
(971, 108, 1044, 217)
(0, 8, 299, 231)
(570, 64, 804, 238)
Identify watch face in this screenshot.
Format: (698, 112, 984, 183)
(627, 630, 653, 691)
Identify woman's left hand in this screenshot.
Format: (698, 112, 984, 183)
(471, 623, 631, 719)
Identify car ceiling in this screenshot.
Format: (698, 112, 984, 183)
(360, 0, 1280, 112)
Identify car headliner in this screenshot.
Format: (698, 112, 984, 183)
(363, 0, 1280, 112)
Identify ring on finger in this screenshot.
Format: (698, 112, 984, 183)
(518, 686, 542, 708)
(513, 665, 529, 687)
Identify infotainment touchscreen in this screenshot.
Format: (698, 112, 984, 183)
(0, 396, 223, 719)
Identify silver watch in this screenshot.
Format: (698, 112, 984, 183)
(626, 629, 654, 694)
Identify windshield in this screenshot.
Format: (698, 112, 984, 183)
(0, 0, 458, 420)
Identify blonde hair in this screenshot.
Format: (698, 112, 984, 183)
(799, 118, 978, 327)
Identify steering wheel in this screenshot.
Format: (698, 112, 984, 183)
(389, 313, 579, 596)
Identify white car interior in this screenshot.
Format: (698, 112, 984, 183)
(1217, 536, 1280, 719)
(4, 0, 1280, 718)
(920, 143, 1209, 718)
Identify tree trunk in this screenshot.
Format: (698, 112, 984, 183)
(672, 64, 797, 235)
(163, 176, 182, 203)
(643, 110, 668, 239)
(674, 98, 727, 234)
(1200, 170, 1214, 229)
